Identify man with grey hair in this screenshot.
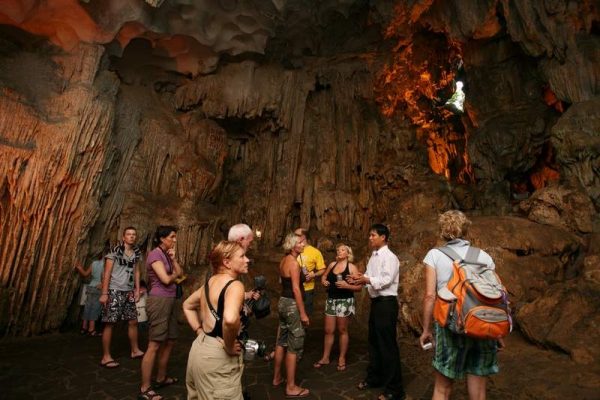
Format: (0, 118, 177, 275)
(228, 223, 260, 302)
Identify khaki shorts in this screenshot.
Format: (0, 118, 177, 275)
(276, 297, 305, 354)
(186, 332, 244, 400)
(146, 296, 179, 341)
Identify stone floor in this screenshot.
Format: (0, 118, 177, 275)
(1, 280, 599, 399)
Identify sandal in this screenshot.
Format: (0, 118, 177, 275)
(337, 363, 346, 371)
(88, 331, 102, 337)
(99, 360, 120, 369)
(313, 360, 330, 369)
(138, 388, 162, 400)
(153, 376, 178, 389)
(285, 387, 310, 398)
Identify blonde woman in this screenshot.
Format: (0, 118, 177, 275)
(313, 244, 362, 371)
(272, 232, 310, 398)
(183, 241, 248, 400)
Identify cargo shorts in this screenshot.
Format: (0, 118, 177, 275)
(276, 297, 305, 355)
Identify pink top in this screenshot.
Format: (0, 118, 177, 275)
(146, 247, 176, 298)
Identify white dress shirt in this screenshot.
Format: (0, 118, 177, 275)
(364, 245, 400, 298)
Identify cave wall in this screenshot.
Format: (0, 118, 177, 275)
(0, 1, 597, 368)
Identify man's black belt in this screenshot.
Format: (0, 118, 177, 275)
(371, 295, 397, 303)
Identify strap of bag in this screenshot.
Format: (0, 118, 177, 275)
(437, 245, 487, 266)
(204, 278, 235, 321)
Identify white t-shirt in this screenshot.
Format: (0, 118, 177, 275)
(423, 239, 495, 291)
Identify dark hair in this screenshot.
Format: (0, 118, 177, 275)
(370, 223, 390, 242)
(123, 226, 137, 235)
(152, 225, 178, 248)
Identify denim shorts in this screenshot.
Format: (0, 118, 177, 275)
(432, 322, 499, 379)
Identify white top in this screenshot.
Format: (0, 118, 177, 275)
(364, 245, 400, 298)
(423, 239, 495, 291)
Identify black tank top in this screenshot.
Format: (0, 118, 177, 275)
(281, 271, 306, 299)
(326, 261, 354, 299)
(204, 278, 238, 339)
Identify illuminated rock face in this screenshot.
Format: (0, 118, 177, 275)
(0, 1, 598, 366)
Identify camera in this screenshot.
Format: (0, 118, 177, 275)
(238, 329, 266, 361)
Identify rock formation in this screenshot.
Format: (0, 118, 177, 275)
(0, 0, 598, 368)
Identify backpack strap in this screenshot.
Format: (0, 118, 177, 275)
(437, 246, 463, 262)
(438, 245, 487, 267)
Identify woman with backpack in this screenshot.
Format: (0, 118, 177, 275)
(419, 210, 506, 400)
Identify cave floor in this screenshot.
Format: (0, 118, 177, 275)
(1, 261, 598, 399)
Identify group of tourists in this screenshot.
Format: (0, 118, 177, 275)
(74, 210, 504, 400)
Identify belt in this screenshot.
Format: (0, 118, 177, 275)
(371, 295, 397, 303)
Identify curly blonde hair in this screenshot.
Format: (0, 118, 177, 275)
(438, 210, 471, 240)
(209, 241, 244, 274)
(336, 243, 354, 262)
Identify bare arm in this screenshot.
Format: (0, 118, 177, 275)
(419, 264, 437, 347)
(151, 261, 178, 285)
(74, 263, 92, 278)
(289, 259, 309, 325)
(321, 261, 336, 287)
(134, 262, 141, 301)
(183, 289, 203, 335)
(335, 263, 363, 292)
(99, 258, 113, 305)
(222, 281, 245, 355)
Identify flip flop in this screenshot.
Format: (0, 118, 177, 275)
(100, 360, 120, 369)
(336, 364, 346, 371)
(131, 352, 145, 359)
(313, 360, 330, 369)
(153, 376, 179, 388)
(285, 388, 309, 398)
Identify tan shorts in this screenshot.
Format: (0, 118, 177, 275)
(186, 332, 244, 400)
(146, 296, 179, 341)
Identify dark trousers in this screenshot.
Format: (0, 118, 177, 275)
(366, 296, 405, 399)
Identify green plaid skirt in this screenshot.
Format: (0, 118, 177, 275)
(432, 322, 499, 379)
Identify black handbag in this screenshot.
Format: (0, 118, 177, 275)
(175, 283, 183, 299)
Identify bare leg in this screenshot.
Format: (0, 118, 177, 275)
(156, 339, 176, 381)
(141, 340, 161, 392)
(272, 345, 286, 385)
(432, 370, 453, 400)
(315, 315, 336, 365)
(466, 374, 487, 400)
(88, 320, 96, 333)
(128, 319, 144, 357)
(285, 351, 309, 396)
(336, 316, 349, 367)
(101, 323, 114, 363)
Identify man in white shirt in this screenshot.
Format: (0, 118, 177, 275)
(348, 224, 407, 400)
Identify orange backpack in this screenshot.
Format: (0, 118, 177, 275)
(433, 246, 512, 340)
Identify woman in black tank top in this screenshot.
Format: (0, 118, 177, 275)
(313, 243, 362, 372)
(182, 241, 249, 400)
(272, 232, 311, 398)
